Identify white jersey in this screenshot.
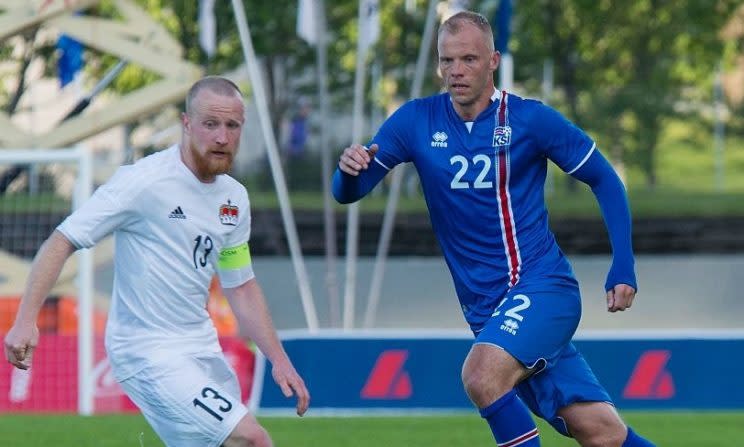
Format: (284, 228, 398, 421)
(58, 145, 255, 381)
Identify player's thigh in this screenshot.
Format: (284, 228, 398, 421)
(475, 286, 581, 372)
(515, 343, 613, 437)
(119, 354, 248, 447)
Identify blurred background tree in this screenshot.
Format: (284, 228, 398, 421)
(1, 0, 743, 197)
(512, 0, 742, 188)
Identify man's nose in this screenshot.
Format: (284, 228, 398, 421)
(215, 125, 228, 144)
(450, 60, 465, 75)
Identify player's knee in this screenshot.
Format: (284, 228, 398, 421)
(567, 415, 626, 447)
(573, 428, 626, 447)
(461, 366, 484, 397)
(461, 366, 510, 406)
(461, 344, 526, 406)
(223, 416, 273, 447)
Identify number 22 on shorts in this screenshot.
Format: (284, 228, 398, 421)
(491, 294, 531, 321)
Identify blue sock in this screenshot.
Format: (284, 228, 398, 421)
(479, 389, 540, 446)
(623, 426, 656, 446)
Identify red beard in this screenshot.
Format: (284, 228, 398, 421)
(190, 144, 234, 179)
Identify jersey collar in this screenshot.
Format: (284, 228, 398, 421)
(462, 87, 500, 125)
(490, 87, 500, 103)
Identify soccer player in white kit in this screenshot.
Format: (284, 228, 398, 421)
(3, 76, 309, 447)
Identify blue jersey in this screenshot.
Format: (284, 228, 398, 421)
(333, 89, 637, 430)
(369, 91, 596, 328)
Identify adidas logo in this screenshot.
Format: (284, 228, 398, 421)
(169, 206, 186, 219)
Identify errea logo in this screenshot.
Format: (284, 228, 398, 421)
(431, 131, 448, 148)
(500, 318, 519, 335)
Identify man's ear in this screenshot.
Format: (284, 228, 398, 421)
(491, 50, 501, 72)
(181, 112, 190, 133)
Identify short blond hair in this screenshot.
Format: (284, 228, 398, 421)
(438, 11, 495, 52)
(185, 76, 242, 115)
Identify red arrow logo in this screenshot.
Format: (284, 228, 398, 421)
(622, 350, 675, 399)
(361, 350, 412, 399)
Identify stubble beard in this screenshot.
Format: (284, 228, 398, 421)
(447, 80, 474, 106)
(449, 86, 477, 116)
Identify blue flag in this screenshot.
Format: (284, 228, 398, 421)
(495, 0, 512, 54)
(57, 34, 83, 87)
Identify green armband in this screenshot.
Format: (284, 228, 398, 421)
(218, 243, 251, 269)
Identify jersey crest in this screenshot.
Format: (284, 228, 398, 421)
(219, 200, 238, 226)
(492, 125, 512, 148)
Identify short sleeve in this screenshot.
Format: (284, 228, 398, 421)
(371, 99, 418, 169)
(57, 165, 141, 249)
(530, 102, 596, 174)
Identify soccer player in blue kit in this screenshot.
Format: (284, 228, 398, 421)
(333, 10, 655, 447)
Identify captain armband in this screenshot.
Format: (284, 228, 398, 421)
(218, 243, 252, 269)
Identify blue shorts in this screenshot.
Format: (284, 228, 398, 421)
(516, 343, 613, 436)
(474, 284, 612, 436)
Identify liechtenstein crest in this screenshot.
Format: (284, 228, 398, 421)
(492, 126, 512, 148)
(219, 200, 238, 226)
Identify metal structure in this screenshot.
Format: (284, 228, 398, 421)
(0, 0, 202, 415)
(0, 0, 202, 149)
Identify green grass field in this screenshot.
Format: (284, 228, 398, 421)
(2, 412, 743, 446)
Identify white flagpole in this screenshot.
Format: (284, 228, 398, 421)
(343, 0, 379, 330)
(230, 0, 318, 332)
(362, 0, 437, 328)
(499, 53, 514, 91)
(297, 0, 340, 327)
(312, 0, 341, 327)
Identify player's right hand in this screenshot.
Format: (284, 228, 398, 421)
(3, 323, 39, 370)
(338, 143, 379, 176)
(271, 359, 310, 417)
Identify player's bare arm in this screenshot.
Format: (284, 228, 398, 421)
(338, 143, 379, 176)
(3, 230, 76, 369)
(223, 279, 310, 416)
(607, 283, 636, 313)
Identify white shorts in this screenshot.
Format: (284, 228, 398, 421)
(118, 353, 249, 447)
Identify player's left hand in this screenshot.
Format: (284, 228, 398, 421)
(271, 359, 310, 416)
(607, 284, 636, 312)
